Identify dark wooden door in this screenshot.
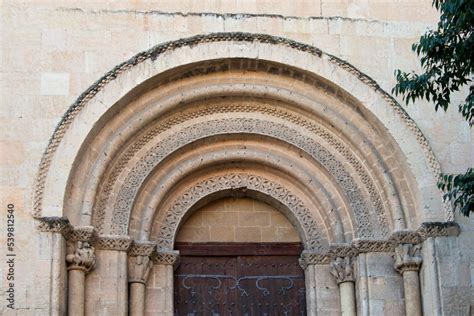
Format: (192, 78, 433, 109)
(174, 243, 306, 316)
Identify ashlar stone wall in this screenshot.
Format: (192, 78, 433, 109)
(1, 1, 473, 315)
(176, 197, 300, 243)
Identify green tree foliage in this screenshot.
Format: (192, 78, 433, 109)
(392, 0, 473, 216)
(438, 169, 474, 216)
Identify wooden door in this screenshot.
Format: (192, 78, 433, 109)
(174, 243, 306, 316)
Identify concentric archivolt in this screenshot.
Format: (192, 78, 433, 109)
(155, 173, 325, 251)
(34, 32, 447, 225)
(96, 104, 391, 238)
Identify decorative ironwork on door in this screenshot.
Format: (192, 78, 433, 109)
(174, 243, 306, 316)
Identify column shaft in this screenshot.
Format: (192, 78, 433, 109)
(403, 270, 422, 316)
(68, 269, 85, 316)
(164, 264, 174, 313)
(304, 264, 317, 316)
(339, 281, 356, 316)
(130, 282, 146, 316)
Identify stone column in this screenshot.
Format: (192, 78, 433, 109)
(330, 257, 356, 316)
(128, 242, 156, 316)
(93, 235, 133, 316)
(393, 243, 422, 316)
(299, 252, 319, 316)
(129, 255, 153, 316)
(146, 251, 180, 315)
(66, 241, 96, 316)
(37, 217, 72, 316)
(299, 251, 341, 316)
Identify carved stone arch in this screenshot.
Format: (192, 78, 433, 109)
(34, 32, 448, 235)
(153, 172, 327, 252)
(104, 117, 387, 238)
(92, 93, 399, 240)
(129, 138, 351, 244)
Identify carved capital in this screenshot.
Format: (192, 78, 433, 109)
(298, 251, 330, 270)
(393, 244, 422, 274)
(128, 255, 153, 284)
(66, 241, 96, 273)
(152, 250, 180, 269)
(330, 257, 355, 284)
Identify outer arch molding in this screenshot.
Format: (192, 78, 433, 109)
(34, 32, 448, 224)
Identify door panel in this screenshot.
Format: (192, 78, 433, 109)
(174, 243, 306, 316)
(236, 256, 306, 316)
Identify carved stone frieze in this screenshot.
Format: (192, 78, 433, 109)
(352, 238, 394, 253)
(330, 257, 355, 284)
(36, 216, 73, 235)
(129, 241, 157, 257)
(65, 226, 96, 243)
(95, 235, 132, 251)
(152, 250, 180, 268)
(393, 244, 422, 274)
(66, 241, 96, 273)
(328, 243, 359, 258)
(298, 251, 331, 269)
(418, 222, 460, 239)
(128, 255, 153, 284)
(155, 173, 324, 251)
(389, 230, 422, 245)
(105, 115, 387, 239)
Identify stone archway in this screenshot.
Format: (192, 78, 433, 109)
(156, 173, 324, 251)
(34, 33, 459, 316)
(172, 197, 307, 315)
